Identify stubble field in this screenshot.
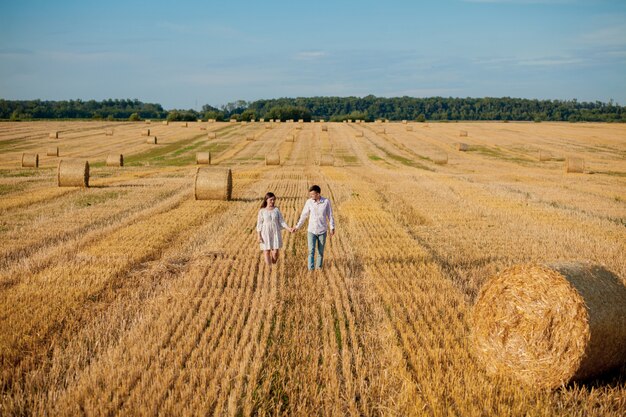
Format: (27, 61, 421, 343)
(0, 120, 625, 416)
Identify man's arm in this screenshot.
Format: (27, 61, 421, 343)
(294, 200, 310, 230)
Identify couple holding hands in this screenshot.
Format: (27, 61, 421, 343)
(256, 185, 335, 271)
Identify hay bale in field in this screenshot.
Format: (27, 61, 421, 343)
(105, 129, 114, 136)
(298, 119, 304, 123)
(146, 136, 157, 144)
(402, 120, 407, 124)
(106, 154, 123, 167)
(49, 131, 59, 139)
(295, 124, 302, 130)
(197, 119, 203, 123)
(377, 128, 386, 134)
(196, 152, 211, 165)
(141, 129, 150, 136)
(459, 130, 468, 137)
(199, 127, 207, 130)
(457, 143, 469, 151)
(566, 158, 584, 173)
(21, 153, 39, 168)
(286, 134, 295, 142)
(319, 155, 334, 166)
(246, 134, 255, 141)
(230, 119, 237, 123)
(321, 125, 328, 132)
(194, 167, 232, 200)
(259, 118, 265, 122)
(471, 263, 626, 389)
(182, 122, 188, 127)
(47, 147, 59, 157)
(162, 120, 169, 125)
(265, 153, 280, 166)
(58, 159, 89, 187)
(538, 151, 552, 161)
(208, 132, 217, 139)
(355, 131, 364, 137)
(265, 123, 273, 129)
(432, 153, 448, 165)
(145, 119, 151, 124)
(208, 119, 216, 123)
(406, 125, 413, 131)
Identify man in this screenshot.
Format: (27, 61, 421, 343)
(293, 185, 335, 270)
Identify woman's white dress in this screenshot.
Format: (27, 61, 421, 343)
(256, 207, 289, 250)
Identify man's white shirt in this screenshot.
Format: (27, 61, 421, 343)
(295, 197, 335, 234)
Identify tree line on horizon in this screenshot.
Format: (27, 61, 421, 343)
(1, 96, 625, 123)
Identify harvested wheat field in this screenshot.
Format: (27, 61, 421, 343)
(0, 121, 625, 416)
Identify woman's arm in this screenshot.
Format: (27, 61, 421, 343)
(277, 208, 290, 230)
(256, 210, 264, 242)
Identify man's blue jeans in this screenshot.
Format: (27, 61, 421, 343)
(307, 232, 327, 270)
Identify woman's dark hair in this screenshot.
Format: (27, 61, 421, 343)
(309, 185, 321, 193)
(261, 192, 276, 208)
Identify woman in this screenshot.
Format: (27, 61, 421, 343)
(256, 192, 294, 268)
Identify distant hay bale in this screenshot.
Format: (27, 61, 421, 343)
(182, 122, 188, 127)
(196, 152, 211, 165)
(194, 167, 232, 201)
(265, 153, 280, 166)
(538, 151, 552, 161)
(197, 119, 203, 123)
(319, 155, 334, 166)
(321, 125, 328, 132)
(259, 118, 265, 122)
(265, 123, 272, 129)
(106, 154, 123, 167)
(209, 119, 216, 123)
(343, 120, 347, 124)
(348, 119, 353, 123)
(49, 131, 59, 139)
(457, 143, 469, 151)
(208, 132, 217, 139)
(471, 263, 626, 389)
(146, 137, 157, 144)
(246, 134, 255, 141)
(460, 130, 468, 137)
(432, 153, 448, 165)
(406, 125, 413, 131)
(320, 119, 325, 123)
(162, 120, 169, 125)
(295, 124, 302, 130)
(21, 153, 39, 168)
(402, 120, 407, 124)
(58, 159, 89, 187)
(377, 128, 386, 134)
(230, 119, 237, 123)
(286, 134, 295, 142)
(566, 158, 584, 173)
(199, 127, 207, 130)
(141, 129, 150, 136)
(145, 119, 151, 124)
(47, 147, 59, 157)
(355, 131, 364, 137)
(250, 119, 255, 123)
(298, 119, 304, 123)
(105, 129, 114, 136)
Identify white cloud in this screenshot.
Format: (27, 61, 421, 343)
(580, 24, 626, 47)
(294, 51, 326, 60)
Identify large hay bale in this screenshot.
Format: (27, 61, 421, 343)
(432, 153, 448, 165)
(49, 131, 59, 139)
(457, 143, 469, 151)
(58, 159, 89, 187)
(197, 119, 203, 123)
(472, 263, 626, 389)
(538, 151, 552, 161)
(402, 120, 407, 124)
(246, 134, 254, 141)
(265, 153, 280, 166)
(321, 125, 328, 132)
(147, 136, 157, 144)
(162, 120, 169, 125)
(208, 118, 216, 123)
(47, 147, 59, 157)
(298, 119, 304, 123)
(319, 155, 334, 166)
(141, 129, 150, 136)
(259, 118, 265, 122)
(106, 154, 124, 167)
(196, 152, 211, 165)
(208, 132, 217, 139)
(21, 153, 39, 168)
(566, 158, 584, 173)
(460, 130, 468, 137)
(194, 167, 232, 200)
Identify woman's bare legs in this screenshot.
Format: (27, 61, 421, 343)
(263, 250, 272, 266)
(271, 250, 279, 264)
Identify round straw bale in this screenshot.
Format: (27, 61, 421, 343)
(259, 118, 265, 122)
(457, 143, 469, 151)
(566, 158, 584, 173)
(298, 119, 304, 123)
(460, 130, 468, 137)
(47, 147, 59, 157)
(295, 125, 302, 130)
(141, 129, 150, 136)
(146, 137, 157, 144)
(105, 129, 114, 136)
(402, 120, 407, 124)
(196, 152, 211, 165)
(321, 125, 328, 132)
(145, 119, 151, 124)
(58, 159, 89, 187)
(432, 153, 448, 165)
(162, 120, 169, 125)
(246, 134, 254, 141)
(286, 134, 295, 142)
(471, 263, 626, 389)
(319, 155, 334, 166)
(355, 131, 364, 137)
(49, 131, 59, 139)
(230, 119, 237, 123)
(197, 119, 203, 123)
(265, 153, 280, 166)
(21, 153, 39, 168)
(182, 122, 188, 127)
(265, 124, 272, 129)
(194, 167, 232, 200)
(208, 132, 217, 139)
(105, 154, 123, 167)
(538, 151, 552, 161)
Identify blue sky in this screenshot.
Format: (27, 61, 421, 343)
(1, 0, 625, 109)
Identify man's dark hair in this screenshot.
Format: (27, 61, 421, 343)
(309, 185, 321, 193)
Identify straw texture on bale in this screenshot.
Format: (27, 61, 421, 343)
(58, 159, 89, 187)
(321, 125, 328, 132)
(196, 152, 211, 165)
(457, 143, 469, 151)
(162, 120, 169, 125)
(147, 137, 157, 144)
(106, 154, 124, 167)
(194, 167, 232, 201)
(432, 153, 448, 165)
(319, 155, 334, 166)
(246, 134, 254, 141)
(21, 153, 39, 168)
(105, 129, 114, 136)
(230, 119, 237, 123)
(286, 134, 295, 142)
(47, 147, 59, 157)
(141, 129, 150, 136)
(538, 151, 552, 161)
(460, 130, 468, 137)
(208, 132, 217, 139)
(49, 131, 59, 139)
(145, 120, 151, 124)
(472, 263, 626, 389)
(566, 158, 585, 173)
(182, 122, 188, 127)
(265, 153, 280, 166)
